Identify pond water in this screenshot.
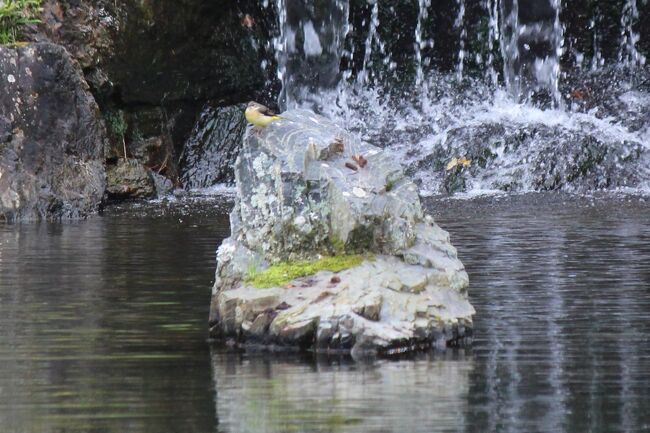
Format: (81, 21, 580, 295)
(1, 193, 649, 433)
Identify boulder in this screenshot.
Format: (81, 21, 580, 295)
(0, 43, 106, 221)
(35, 0, 275, 195)
(105, 159, 156, 199)
(209, 110, 475, 355)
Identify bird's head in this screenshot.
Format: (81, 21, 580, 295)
(247, 101, 263, 111)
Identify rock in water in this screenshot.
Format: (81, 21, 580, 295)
(0, 43, 106, 221)
(209, 110, 475, 355)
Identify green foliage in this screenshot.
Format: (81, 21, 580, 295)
(0, 0, 42, 45)
(246, 254, 366, 289)
(328, 235, 346, 255)
(246, 261, 259, 281)
(106, 110, 127, 139)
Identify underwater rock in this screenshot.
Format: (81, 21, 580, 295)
(0, 43, 106, 221)
(209, 110, 475, 355)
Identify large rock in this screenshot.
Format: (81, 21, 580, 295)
(0, 43, 106, 221)
(209, 110, 474, 355)
(35, 0, 275, 193)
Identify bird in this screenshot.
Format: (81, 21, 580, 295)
(245, 101, 282, 127)
(446, 156, 471, 171)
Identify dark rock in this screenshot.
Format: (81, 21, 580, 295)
(410, 107, 649, 195)
(105, 159, 155, 199)
(37, 0, 273, 105)
(34, 0, 276, 195)
(0, 43, 106, 221)
(179, 104, 247, 189)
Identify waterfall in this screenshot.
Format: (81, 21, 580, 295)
(497, 0, 563, 106)
(499, 0, 521, 100)
(590, 16, 604, 71)
(415, 0, 432, 87)
(485, 0, 500, 86)
(619, 0, 646, 67)
(455, 0, 466, 81)
(273, 0, 350, 110)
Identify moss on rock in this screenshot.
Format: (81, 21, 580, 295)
(247, 255, 367, 289)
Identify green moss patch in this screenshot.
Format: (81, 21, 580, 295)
(247, 255, 366, 289)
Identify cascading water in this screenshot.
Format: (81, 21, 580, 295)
(267, 0, 648, 196)
(455, 0, 466, 81)
(415, 0, 432, 87)
(184, 0, 650, 196)
(485, 0, 500, 86)
(358, 0, 390, 86)
(499, 0, 521, 99)
(273, 0, 350, 110)
(619, 0, 647, 67)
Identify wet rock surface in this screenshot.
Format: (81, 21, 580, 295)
(419, 120, 650, 194)
(179, 104, 248, 189)
(209, 110, 474, 355)
(0, 43, 106, 221)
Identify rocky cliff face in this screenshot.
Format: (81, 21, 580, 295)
(209, 111, 474, 356)
(0, 43, 106, 221)
(32, 0, 275, 199)
(0, 0, 275, 220)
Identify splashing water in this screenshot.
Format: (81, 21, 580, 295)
(183, 1, 650, 197)
(267, 0, 649, 196)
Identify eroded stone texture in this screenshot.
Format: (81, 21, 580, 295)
(0, 43, 106, 221)
(210, 110, 474, 355)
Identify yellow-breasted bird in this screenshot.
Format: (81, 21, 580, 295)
(245, 101, 282, 127)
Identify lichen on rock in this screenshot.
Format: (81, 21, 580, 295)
(209, 109, 475, 356)
(0, 43, 106, 221)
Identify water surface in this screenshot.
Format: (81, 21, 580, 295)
(1, 193, 649, 432)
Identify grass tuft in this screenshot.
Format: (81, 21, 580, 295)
(0, 0, 42, 45)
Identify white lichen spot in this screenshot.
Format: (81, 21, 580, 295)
(294, 215, 306, 226)
(9, 58, 16, 66)
(352, 187, 367, 198)
(7, 74, 15, 83)
(343, 192, 351, 197)
(25, 67, 32, 77)
(252, 153, 269, 176)
(321, 163, 330, 168)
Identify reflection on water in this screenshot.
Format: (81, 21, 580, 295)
(211, 351, 473, 433)
(1, 194, 649, 433)
(435, 194, 650, 433)
(0, 200, 230, 433)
